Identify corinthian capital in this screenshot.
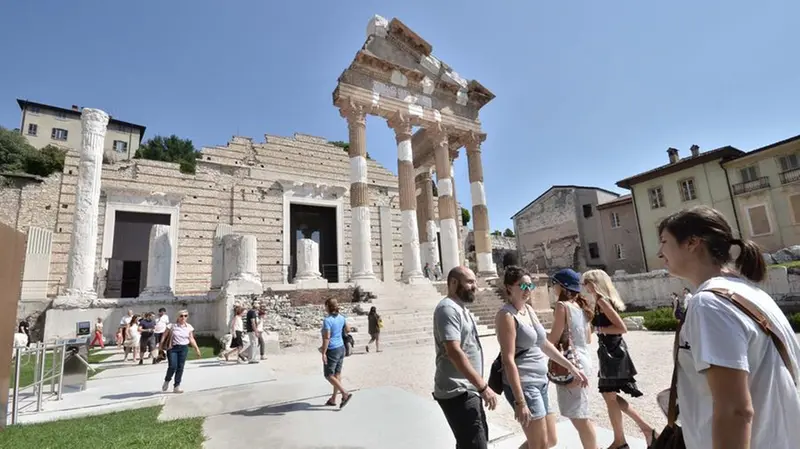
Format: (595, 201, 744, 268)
(462, 131, 487, 152)
(428, 124, 450, 150)
(387, 113, 413, 142)
(338, 100, 367, 126)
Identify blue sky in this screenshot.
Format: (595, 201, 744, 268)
(2, 1, 799, 231)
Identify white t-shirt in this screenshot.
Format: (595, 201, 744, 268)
(168, 323, 194, 346)
(120, 316, 132, 326)
(154, 314, 169, 333)
(682, 292, 692, 307)
(231, 315, 243, 332)
(677, 276, 800, 449)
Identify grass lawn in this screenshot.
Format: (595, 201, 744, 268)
(188, 335, 222, 361)
(771, 260, 800, 269)
(0, 406, 205, 449)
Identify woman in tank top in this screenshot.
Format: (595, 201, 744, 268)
(547, 268, 597, 449)
(582, 269, 656, 449)
(495, 265, 588, 449)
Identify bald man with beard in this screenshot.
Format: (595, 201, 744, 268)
(432, 266, 498, 449)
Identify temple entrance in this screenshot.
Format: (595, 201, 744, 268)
(289, 204, 338, 283)
(106, 211, 170, 298)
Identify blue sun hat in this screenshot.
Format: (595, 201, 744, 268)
(551, 268, 582, 293)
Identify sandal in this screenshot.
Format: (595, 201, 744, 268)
(325, 398, 336, 406)
(339, 393, 353, 409)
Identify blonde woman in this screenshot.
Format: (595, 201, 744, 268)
(582, 269, 656, 449)
(496, 266, 588, 449)
(160, 309, 201, 394)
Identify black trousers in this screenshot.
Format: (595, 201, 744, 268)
(434, 392, 489, 449)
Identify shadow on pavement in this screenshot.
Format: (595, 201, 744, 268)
(231, 401, 337, 416)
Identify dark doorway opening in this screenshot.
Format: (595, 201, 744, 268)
(108, 211, 171, 298)
(120, 261, 142, 298)
(289, 204, 338, 283)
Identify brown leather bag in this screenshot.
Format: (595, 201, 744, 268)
(547, 302, 579, 385)
(651, 287, 797, 449)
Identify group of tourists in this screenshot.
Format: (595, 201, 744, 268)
(107, 308, 170, 365)
(432, 205, 800, 449)
(219, 302, 268, 364)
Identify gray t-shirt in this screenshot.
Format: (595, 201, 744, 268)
(433, 296, 484, 399)
(500, 303, 548, 386)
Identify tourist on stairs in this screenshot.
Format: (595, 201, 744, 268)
(548, 268, 598, 449)
(366, 306, 381, 353)
(433, 266, 496, 449)
(496, 266, 588, 449)
(582, 269, 656, 449)
(219, 306, 246, 363)
(161, 309, 201, 394)
(321, 298, 353, 408)
(656, 206, 800, 449)
(90, 317, 105, 348)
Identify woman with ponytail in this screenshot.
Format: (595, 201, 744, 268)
(548, 268, 598, 449)
(657, 205, 800, 449)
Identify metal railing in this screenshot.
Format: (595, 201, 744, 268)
(732, 176, 770, 195)
(8, 340, 88, 425)
(779, 168, 800, 185)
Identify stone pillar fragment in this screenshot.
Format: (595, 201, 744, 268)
(21, 227, 53, 301)
(295, 238, 322, 280)
(466, 133, 497, 277)
(431, 129, 460, 275)
(340, 102, 376, 282)
(60, 108, 109, 303)
(211, 224, 233, 289)
(140, 224, 174, 298)
(388, 115, 424, 283)
(416, 168, 439, 272)
(222, 234, 262, 294)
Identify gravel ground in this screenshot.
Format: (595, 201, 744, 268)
(267, 331, 676, 440)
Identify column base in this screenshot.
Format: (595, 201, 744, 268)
(52, 294, 95, 309)
(138, 287, 176, 302)
(402, 273, 429, 284)
(476, 252, 496, 277)
(293, 278, 329, 289)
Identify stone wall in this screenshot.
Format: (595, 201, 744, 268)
(514, 188, 581, 273)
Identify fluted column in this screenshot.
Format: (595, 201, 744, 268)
(416, 168, 439, 271)
(340, 103, 375, 281)
(388, 115, 424, 283)
(62, 108, 109, 300)
(466, 133, 497, 277)
(449, 160, 465, 265)
(431, 128, 460, 275)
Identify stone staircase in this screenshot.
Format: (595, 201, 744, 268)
(347, 281, 491, 350)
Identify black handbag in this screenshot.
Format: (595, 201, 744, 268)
(488, 349, 528, 394)
(597, 335, 636, 380)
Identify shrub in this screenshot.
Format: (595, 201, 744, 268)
(789, 313, 800, 332)
(644, 316, 680, 332)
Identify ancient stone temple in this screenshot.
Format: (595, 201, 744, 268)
(3, 14, 509, 342)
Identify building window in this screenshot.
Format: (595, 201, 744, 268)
(588, 242, 600, 259)
(648, 186, 665, 209)
(113, 140, 128, 153)
(51, 128, 68, 141)
(582, 204, 593, 218)
(778, 154, 800, 172)
(679, 178, 697, 202)
(614, 243, 625, 260)
(610, 212, 621, 228)
(55, 111, 67, 120)
(740, 165, 759, 182)
(745, 204, 772, 236)
(29, 106, 41, 114)
(789, 194, 800, 225)
(27, 123, 38, 136)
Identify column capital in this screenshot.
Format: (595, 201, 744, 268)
(463, 131, 487, 152)
(428, 125, 450, 149)
(387, 113, 413, 143)
(338, 100, 367, 126)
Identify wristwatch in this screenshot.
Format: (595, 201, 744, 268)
(477, 384, 488, 394)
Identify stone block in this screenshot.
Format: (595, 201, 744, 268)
(623, 316, 645, 331)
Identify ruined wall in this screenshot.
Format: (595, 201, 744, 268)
(0, 174, 62, 236)
(513, 188, 580, 273)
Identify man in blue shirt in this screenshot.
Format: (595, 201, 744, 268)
(321, 298, 353, 409)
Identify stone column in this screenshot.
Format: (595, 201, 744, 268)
(340, 102, 376, 281)
(431, 129, 460, 275)
(140, 224, 174, 298)
(388, 115, 424, 283)
(416, 168, 439, 272)
(62, 108, 109, 301)
(466, 133, 497, 277)
(449, 160, 465, 265)
(222, 234, 262, 293)
(295, 238, 322, 280)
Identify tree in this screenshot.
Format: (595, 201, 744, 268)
(491, 230, 502, 237)
(0, 127, 65, 177)
(135, 135, 200, 174)
(461, 207, 471, 226)
(503, 228, 515, 237)
(329, 140, 370, 159)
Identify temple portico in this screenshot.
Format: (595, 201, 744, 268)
(333, 14, 498, 281)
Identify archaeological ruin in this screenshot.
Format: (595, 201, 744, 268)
(4, 15, 544, 345)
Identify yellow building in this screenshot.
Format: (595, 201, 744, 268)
(17, 99, 146, 161)
(722, 134, 800, 252)
(617, 145, 744, 271)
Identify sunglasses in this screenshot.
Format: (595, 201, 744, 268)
(179, 314, 188, 318)
(519, 282, 536, 291)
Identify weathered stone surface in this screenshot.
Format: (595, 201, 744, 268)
(623, 316, 645, 331)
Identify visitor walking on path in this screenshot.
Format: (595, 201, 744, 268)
(321, 298, 353, 408)
(125, 315, 141, 363)
(656, 206, 800, 449)
(117, 309, 133, 346)
(366, 306, 382, 353)
(219, 306, 246, 363)
(160, 309, 201, 394)
(256, 309, 268, 361)
(90, 317, 105, 348)
(582, 269, 656, 449)
(432, 266, 497, 449)
(496, 266, 588, 449)
(138, 312, 156, 364)
(154, 308, 169, 350)
(670, 292, 685, 321)
(548, 268, 597, 449)
(245, 302, 260, 364)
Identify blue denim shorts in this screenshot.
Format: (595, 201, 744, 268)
(503, 382, 550, 420)
(323, 346, 345, 377)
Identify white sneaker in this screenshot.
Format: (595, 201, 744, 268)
(173, 386, 184, 394)
(162, 381, 170, 392)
